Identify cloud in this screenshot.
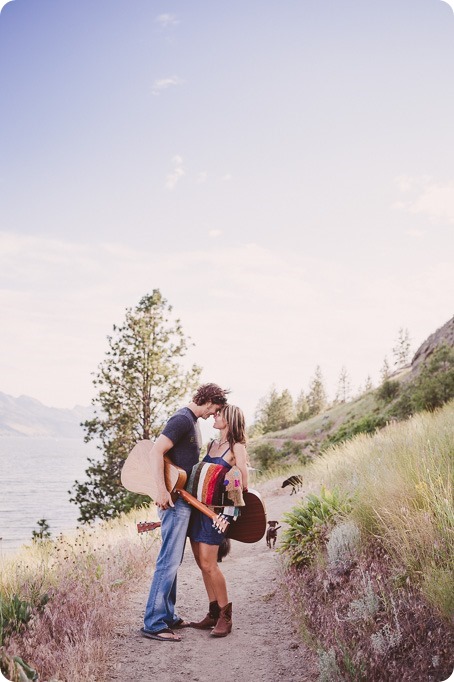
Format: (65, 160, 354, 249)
(393, 176, 454, 223)
(208, 229, 222, 238)
(155, 13, 179, 28)
(196, 172, 208, 184)
(152, 76, 182, 96)
(405, 228, 426, 238)
(394, 175, 415, 192)
(165, 155, 185, 190)
(410, 183, 454, 223)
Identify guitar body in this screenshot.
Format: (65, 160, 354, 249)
(226, 490, 267, 543)
(120, 440, 187, 499)
(122, 440, 266, 542)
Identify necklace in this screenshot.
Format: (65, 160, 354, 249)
(217, 438, 228, 447)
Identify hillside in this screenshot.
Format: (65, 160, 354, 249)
(251, 315, 454, 463)
(0, 392, 94, 438)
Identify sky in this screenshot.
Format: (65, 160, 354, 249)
(0, 0, 453, 428)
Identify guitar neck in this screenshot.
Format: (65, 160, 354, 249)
(177, 489, 223, 523)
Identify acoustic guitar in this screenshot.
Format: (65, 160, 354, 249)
(121, 440, 266, 543)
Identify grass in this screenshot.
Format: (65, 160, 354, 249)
(278, 401, 453, 680)
(0, 504, 159, 682)
(303, 400, 454, 617)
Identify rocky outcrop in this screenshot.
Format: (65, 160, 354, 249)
(410, 315, 454, 373)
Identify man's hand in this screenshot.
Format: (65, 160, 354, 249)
(155, 489, 175, 510)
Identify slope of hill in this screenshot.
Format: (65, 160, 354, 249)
(0, 392, 94, 438)
(251, 315, 454, 464)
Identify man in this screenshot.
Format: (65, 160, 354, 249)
(140, 382, 230, 642)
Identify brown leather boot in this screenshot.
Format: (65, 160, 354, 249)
(190, 601, 220, 629)
(211, 602, 232, 637)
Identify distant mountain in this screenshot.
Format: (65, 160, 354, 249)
(0, 392, 95, 438)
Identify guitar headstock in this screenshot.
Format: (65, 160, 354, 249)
(212, 514, 230, 534)
(137, 521, 162, 534)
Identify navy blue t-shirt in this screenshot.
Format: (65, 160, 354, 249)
(162, 407, 202, 475)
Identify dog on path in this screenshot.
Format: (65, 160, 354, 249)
(266, 520, 281, 548)
(281, 475, 303, 495)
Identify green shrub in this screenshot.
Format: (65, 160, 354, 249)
(377, 379, 400, 403)
(280, 440, 301, 457)
(31, 518, 51, 542)
(390, 345, 454, 419)
(323, 415, 387, 448)
(279, 487, 352, 567)
(250, 442, 279, 469)
(0, 594, 32, 645)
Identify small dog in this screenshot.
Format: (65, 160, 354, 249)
(281, 475, 303, 495)
(266, 520, 281, 549)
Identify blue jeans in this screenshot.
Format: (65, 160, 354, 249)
(143, 497, 192, 633)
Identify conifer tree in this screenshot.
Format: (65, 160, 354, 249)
(335, 366, 351, 404)
(70, 290, 201, 523)
(392, 327, 411, 368)
(307, 365, 327, 416)
(255, 386, 295, 433)
(295, 390, 310, 422)
(380, 357, 391, 383)
(364, 375, 373, 391)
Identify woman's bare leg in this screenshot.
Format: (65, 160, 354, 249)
(190, 539, 216, 602)
(197, 542, 229, 607)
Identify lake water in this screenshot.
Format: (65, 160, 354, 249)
(0, 437, 99, 554)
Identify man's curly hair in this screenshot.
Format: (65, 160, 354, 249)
(192, 383, 230, 406)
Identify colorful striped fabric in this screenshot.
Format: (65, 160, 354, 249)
(186, 463, 245, 507)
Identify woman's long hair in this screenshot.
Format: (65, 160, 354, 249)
(221, 404, 246, 456)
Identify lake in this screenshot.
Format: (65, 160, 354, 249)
(0, 437, 99, 554)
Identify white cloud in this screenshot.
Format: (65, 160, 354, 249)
(165, 156, 185, 190)
(394, 176, 454, 223)
(405, 228, 425, 238)
(197, 172, 208, 184)
(394, 175, 415, 192)
(208, 229, 222, 238)
(410, 183, 454, 223)
(155, 13, 179, 28)
(152, 76, 182, 96)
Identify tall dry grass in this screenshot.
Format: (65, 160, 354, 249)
(0, 504, 159, 682)
(304, 400, 454, 617)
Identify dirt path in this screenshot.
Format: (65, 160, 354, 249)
(109, 480, 318, 682)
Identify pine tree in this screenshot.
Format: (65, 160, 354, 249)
(392, 327, 411, 368)
(335, 366, 351, 403)
(365, 375, 373, 391)
(255, 386, 295, 433)
(380, 357, 391, 383)
(70, 290, 202, 523)
(295, 390, 310, 422)
(307, 366, 327, 416)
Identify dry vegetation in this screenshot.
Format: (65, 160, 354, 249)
(1, 402, 452, 681)
(0, 507, 159, 682)
(279, 401, 454, 681)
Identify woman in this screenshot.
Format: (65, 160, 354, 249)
(188, 404, 249, 637)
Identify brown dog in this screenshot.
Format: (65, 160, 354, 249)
(266, 520, 281, 548)
(281, 475, 303, 495)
